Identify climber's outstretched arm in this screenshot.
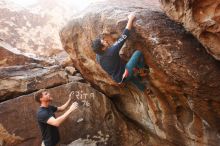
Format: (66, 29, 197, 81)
(126, 13, 136, 30)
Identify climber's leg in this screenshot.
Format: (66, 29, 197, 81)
(120, 50, 146, 91)
(124, 50, 145, 80)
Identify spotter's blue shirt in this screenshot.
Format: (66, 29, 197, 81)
(96, 29, 129, 83)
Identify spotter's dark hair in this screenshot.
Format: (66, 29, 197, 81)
(34, 89, 47, 103)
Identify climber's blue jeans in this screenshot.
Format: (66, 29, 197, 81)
(124, 50, 145, 91)
(125, 50, 145, 80)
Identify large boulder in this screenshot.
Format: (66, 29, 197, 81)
(0, 39, 76, 102)
(0, 82, 164, 146)
(0, 64, 68, 101)
(159, 0, 220, 60)
(0, 40, 49, 67)
(60, 0, 220, 145)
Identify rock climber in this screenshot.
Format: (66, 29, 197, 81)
(34, 89, 78, 146)
(91, 13, 148, 91)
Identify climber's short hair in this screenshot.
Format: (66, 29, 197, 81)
(34, 89, 47, 103)
(91, 38, 105, 55)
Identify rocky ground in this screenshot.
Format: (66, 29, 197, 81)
(1, 0, 220, 146)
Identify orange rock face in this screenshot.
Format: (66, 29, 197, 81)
(0, 82, 156, 146)
(0, 40, 48, 67)
(60, 0, 220, 145)
(0, 65, 69, 101)
(160, 0, 220, 60)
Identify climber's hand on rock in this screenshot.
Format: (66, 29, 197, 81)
(126, 13, 136, 30)
(128, 13, 136, 22)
